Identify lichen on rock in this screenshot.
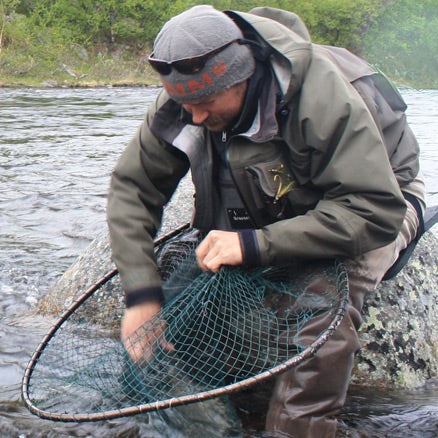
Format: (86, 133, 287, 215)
(351, 232, 438, 388)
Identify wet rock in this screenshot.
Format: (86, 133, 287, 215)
(37, 226, 116, 316)
(351, 231, 438, 389)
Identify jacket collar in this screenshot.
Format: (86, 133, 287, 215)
(225, 8, 312, 102)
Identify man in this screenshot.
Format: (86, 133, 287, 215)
(107, 5, 425, 437)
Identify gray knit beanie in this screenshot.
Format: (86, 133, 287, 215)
(151, 5, 256, 102)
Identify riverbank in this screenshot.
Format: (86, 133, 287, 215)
(0, 67, 426, 90)
(0, 44, 161, 88)
(0, 45, 435, 90)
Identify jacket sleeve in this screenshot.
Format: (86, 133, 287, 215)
(254, 60, 408, 265)
(107, 95, 190, 306)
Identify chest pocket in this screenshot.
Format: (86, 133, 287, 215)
(245, 151, 322, 223)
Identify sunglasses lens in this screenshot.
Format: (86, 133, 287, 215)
(150, 58, 206, 76)
(173, 59, 206, 75)
(149, 59, 172, 75)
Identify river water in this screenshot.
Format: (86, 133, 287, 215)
(0, 87, 437, 437)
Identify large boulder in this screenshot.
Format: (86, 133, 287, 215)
(351, 230, 438, 388)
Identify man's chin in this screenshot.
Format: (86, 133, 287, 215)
(204, 124, 225, 132)
(204, 122, 226, 132)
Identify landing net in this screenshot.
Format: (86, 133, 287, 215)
(22, 227, 349, 422)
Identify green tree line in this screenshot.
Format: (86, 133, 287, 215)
(0, 0, 436, 87)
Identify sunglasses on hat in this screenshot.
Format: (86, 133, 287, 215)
(148, 39, 241, 76)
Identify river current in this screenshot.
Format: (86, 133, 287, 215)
(0, 87, 437, 436)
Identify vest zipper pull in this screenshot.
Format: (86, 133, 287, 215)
(222, 131, 227, 142)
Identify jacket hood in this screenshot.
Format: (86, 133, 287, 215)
(226, 7, 312, 101)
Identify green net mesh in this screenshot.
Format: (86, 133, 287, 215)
(23, 228, 349, 422)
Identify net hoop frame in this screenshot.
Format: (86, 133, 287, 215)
(22, 225, 350, 422)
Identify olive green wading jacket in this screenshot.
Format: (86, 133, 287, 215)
(107, 7, 419, 305)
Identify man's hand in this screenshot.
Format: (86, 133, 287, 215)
(121, 301, 174, 362)
(196, 230, 243, 272)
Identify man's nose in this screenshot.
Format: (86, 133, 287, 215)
(184, 105, 209, 125)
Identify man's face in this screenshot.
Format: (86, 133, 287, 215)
(181, 81, 248, 132)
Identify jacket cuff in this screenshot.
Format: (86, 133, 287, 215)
(238, 229, 261, 266)
(125, 286, 165, 308)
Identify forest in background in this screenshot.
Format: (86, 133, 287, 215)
(0, 0, 437, 88)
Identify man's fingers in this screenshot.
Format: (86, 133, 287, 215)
(195, 238, 211, 270)
(124, 330, 173, 363)
(122, 311, 174, 363)
(202, 253, 222, 272)
(161, 339, 175, 353)
(124, 333, 152, 362)
(196, 230, 243, 272)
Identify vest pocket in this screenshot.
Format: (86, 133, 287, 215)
(245, 153, 296, 221)
(244, 153, 323, 222)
